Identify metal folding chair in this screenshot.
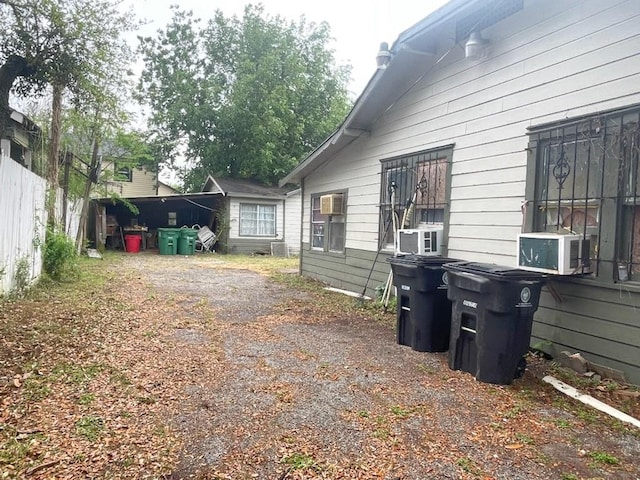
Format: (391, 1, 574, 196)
(194, 225, 217, 252)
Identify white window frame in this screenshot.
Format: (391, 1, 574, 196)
(239, 203, 276, 237)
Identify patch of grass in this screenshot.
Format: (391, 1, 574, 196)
(0, 429, 45, 466)
(23, 377, 51, 402)
(218, 254, 299, 276)
(574, 407, 599, 423)
(589, 451, 619, 466)
(554, 418, 572, 429)
(515, 433, 534, 445)
(416, 363, 436, 375)
(53, 362, 104, 385)
(373, 427, 391, 440)
(75, 415, 105, 441)
(456, 456, 483, 476)
(77, 393, 95, 405)
(110, 370, 132, 387)
(390, 406, 411, 418)
(137, 395, 157, 405)
(504, 404, 524, 419)
(561, 473, 579, 480)
(357, 410, 370, 418)
(281, 452, 321, 472)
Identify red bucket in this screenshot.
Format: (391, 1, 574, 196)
(125, 234, 142, 253)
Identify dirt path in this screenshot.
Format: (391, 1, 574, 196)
(128, 254, 639, 479)
(1, 253, 639, 479)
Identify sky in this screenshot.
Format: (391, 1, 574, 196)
(123, 0, 450, 98)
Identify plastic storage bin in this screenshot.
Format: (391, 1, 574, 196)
(444, 262, 545, 385)
(157, 228, 180, 255)
(387, 255, 458, 352)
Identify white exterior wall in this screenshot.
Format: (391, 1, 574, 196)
(303, 0, 640, 264)
(227, 196, 285, 242)
(0, 154, 83, 295)
(284, 190, 301, 255)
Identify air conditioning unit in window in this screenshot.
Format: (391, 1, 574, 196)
(320, 193, 344, 215)
(397, 227, 443, 256)
(517, 232, 591, 275)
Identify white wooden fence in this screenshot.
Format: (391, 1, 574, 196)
(0, 153, 83, 295)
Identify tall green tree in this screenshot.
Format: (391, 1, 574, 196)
(0, 0, 136, 229)
(138, 4, 352, 191)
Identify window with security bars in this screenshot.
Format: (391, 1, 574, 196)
(239, 203, 276, 236)
(379, 146, 452, 248)
(527, 105, 640, 281)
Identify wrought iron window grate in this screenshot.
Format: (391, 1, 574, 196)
(528, 105, 640, 281)
(379, 146, 452, 248)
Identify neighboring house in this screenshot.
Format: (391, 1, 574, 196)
(281, 0, 640, 383)
(92, 175, 300, 256)
(0, 108, 40, 172)
(101, 161, 172, 198)
(202, 176, 300, 255)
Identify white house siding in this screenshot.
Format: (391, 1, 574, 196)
(284, 190, 302, 256)
(226, 196, 285, 254)
(381, 0, 640, 263)
(303, 0, 640, 265)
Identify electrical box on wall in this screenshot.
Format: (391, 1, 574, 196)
(320, 194, 344, 215)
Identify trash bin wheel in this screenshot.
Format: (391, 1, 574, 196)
(514, 357, 527, 379)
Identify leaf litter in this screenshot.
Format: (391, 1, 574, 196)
(0, 252, 638, 479)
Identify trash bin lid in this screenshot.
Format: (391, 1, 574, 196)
(387, 254, 460, 266)
(443, 261, 545, 280)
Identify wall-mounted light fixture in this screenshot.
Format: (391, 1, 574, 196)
(465, 31, 488, 60)
(376, 42, 392, 69)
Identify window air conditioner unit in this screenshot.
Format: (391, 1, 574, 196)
(320, 194, 344, 215)
(397, 227, 443, 256)
(517, 232, 591, 275)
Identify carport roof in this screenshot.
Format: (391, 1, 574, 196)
(96, 191, 222, 204)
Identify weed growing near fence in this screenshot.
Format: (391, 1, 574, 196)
(43, 229, 78, 281)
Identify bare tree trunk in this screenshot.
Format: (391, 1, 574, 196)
(46, 83, 63, 229)
(76, 137, 101, 253)
(61, 150, 71, 233)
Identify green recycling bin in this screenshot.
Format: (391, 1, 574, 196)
(178, 228, 198, 255)
(158, 228, 180, 255)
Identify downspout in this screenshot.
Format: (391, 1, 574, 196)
(298, 178, 304, 275)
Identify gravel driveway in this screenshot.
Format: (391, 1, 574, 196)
(126, 254, 639, 480)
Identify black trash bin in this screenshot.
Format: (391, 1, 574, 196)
(387, 255, 458, 352)
(443, 262, 546, 385)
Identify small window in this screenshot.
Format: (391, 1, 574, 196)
(115, 163, 132, 182)
(239, 203, 276, 236)
(310, 192, 346, 252)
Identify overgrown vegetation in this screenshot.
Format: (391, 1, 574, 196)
(43, 229, 78, 281)
(12, 256, 30, 295)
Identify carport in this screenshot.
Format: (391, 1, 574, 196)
(90, 192, 224, 250)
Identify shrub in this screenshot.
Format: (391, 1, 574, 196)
(43, 229, 78, 281)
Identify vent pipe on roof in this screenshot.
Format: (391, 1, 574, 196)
(376, 42, 392, 69)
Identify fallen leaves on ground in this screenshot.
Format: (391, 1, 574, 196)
(1, 252, 638, 480)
